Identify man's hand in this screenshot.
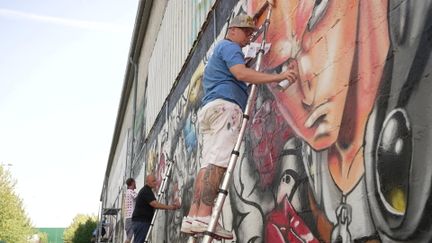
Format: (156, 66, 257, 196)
(230, 58, 299, 85)
(168, 204, 179, 210)
(150, 200, 180, 210)
(171, 201, 181, 210)
(281, 58, 299, 83)
(168, 200, 181, 210)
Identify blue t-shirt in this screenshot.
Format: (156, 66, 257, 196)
(202, 39, 248, 110)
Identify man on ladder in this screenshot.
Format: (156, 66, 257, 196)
(132, 175, 180, 243)
(180, 12, 299, 240)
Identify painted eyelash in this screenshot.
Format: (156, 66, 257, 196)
(307, 0, 329, 31)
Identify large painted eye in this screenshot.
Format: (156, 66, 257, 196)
(281, 171, 292, 184)
(376, 108, 411, 222)
(279, 169, 300, 201)
(307, 0, 329, 30)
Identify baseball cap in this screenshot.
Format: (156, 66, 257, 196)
(228, 14, 257, 30)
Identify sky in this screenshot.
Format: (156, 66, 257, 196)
(0, 0, 139, 227)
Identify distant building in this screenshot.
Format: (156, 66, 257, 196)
(36, 228, 65, 243)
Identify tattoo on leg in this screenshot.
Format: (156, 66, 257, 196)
(192, 177, 202, 205)
(192, 169, 206, 206)
(201, 165, 225, 206)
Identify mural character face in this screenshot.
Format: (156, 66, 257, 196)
(248, 0, 390, 194)
(250, 0, 388, 152)
(250, 0, 357, 150)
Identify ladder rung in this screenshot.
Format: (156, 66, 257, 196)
(218, 189, 228, 195)
(231, 150, 240, 156)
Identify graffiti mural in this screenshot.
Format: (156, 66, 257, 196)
(143, 0, 432, 242)
(145, 62, 205, 242)
(233, 0, 432, 242)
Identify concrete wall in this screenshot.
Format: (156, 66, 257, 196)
(104, 0, 432, 242)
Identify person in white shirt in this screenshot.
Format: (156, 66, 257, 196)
(124, 178, 137, 243)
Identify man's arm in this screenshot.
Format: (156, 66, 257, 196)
(229, 63, 298, 85)
(149, 200, 180, 210)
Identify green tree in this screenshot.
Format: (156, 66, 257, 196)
(63, 214, 97, 243)
(0, 165, 34, 243)
(37, 232, 48, 243)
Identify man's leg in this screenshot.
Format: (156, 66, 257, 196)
(181, 167, 206, 233)
(133, 221, 150, 243)
(197, 164, 225, 217)
(191, 164, 233, 239)
(184, 100, 239, 239)
(187, 168, 206, 217)
(124, 218, 133, 243)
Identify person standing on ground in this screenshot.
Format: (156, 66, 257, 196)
(180, 14, 299, 239)
(132, 174, 180, 243)
(123, 178, 137, 243)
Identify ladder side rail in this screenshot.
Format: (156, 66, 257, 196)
(156, 161, 173, 201)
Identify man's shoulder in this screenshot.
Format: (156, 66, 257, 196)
(219, 39, 241, 49)
(139, 186, 156, 201)
(212, 40, 242, 63)
(140, 185, 152, 194)
(136, 186, 146, 195)
(216, 39, 241, 52)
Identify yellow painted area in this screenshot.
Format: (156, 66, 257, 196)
(188, 62, 204, 104)
(389, 187, 406, 213)
(147, 149, 157, 173)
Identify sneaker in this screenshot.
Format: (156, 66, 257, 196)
(180, 217, 194, 234)
(191, 219, 233, 239)
(190, 219, 207, 233)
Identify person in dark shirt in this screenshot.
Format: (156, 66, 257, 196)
(132, 174, 180, 243)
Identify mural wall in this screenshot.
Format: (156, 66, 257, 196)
(144, 0, 432, 242)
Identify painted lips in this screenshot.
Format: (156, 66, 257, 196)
(304, 102, 331, 138)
